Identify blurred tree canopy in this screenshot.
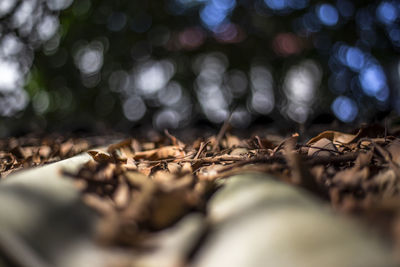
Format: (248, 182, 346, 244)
(0, 0, 399, 136)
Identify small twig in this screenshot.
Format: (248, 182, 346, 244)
(212, 114, 232, 152)
(136, 152, 196, 164)
(304, 152, 358, 166)
(194, 141, 210, 160)
(384, 118, 388, 142)
(164, 129, 184, 147)
(181, 155, 247, 163)
(254, 136, 264, 149)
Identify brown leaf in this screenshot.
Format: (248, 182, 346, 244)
(307, 130, 359, 145)
(307, 138, 338, 157)
(88, 151, 114, 164)
(133, 146, 185, 160)
(60, 139, 74, 157)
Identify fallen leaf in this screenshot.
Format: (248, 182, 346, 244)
(307, 138, 338, 157)
(307, 130, 359, 145)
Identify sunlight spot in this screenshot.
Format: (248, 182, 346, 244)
(250, 91, 274, 115)
(135, 60, 175, 95)
(12, 1, 36, 28)
(46, 0, 73, 11)
(317, 3, 339, 26)
(345, 47, 365, 71)
(264, 0, 287, 11)
(287, 103, 309, 123)
(200, 3, 228, 29)
(376, 2, 397, 25)
(249, 66, 274, 114)
(0, 89, 28, 116)
(37, 15, 59, 41)
(0, 0, 17, 17)
(284, 61, 321, 103)
(231, 107, 251, 128)
(74, 42, 104, 75)
(0, 60, 22, 91)
(154, 109, 181, 129)
(331, 96, 358, 122)
(123, 96, 146, 121)
(283, 60, 322, 122)
(359, 64, 387, 99)
(1, 34, 23, 56)
(158, 81, 183, 106)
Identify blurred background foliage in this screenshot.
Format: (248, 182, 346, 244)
(0, 0, 400, 136)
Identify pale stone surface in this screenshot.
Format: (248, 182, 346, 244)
(192, 173, 396, 267)
(0, 152, 111, 267)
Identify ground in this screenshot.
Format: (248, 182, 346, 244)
(1, 124, 400, 266)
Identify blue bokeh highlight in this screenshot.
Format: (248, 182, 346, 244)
(376, 2, 398, 25)
(331, 96, 358, 122)
(317, 4, 339, 26)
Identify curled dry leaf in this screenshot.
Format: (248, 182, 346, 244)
(307, 130, 359, 145)
(88, 151, 114, 164)
(307, 138, 338, 157)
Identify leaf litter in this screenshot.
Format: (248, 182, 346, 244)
(0, 134, 111, 178)
(60, 125, 400, 257)
(3, 125, 400, 263)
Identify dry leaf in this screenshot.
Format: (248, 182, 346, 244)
(88, 151, 114, 163)
(307, 138, 338, 157)
(307, 130, 359, 145)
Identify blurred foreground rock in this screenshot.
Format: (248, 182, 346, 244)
(0, 153, 123, 267)
(191, 173, 396, 267)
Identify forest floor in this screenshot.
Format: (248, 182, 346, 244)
(1, 123, 400, 266)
